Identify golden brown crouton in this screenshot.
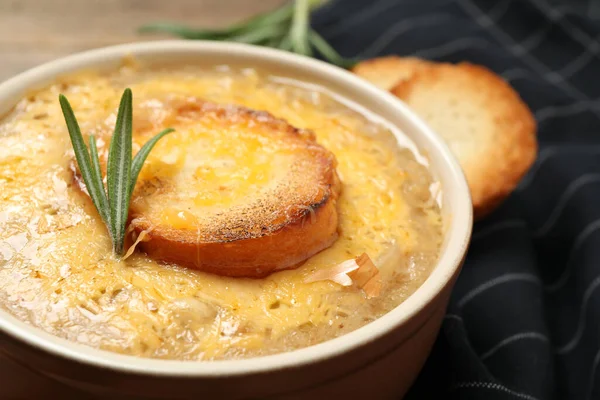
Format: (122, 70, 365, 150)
(391, 62, 537, 218)
(75, 96, 341, 277)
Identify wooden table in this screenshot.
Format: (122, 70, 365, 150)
(0, 0, 285, 81)
(0, 1, 284, 398)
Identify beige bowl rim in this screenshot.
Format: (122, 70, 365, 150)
(0, 40, 473, 377)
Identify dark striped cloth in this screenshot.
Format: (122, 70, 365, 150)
(312, 1, 600, 399)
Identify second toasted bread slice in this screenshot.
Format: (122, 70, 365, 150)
(351, 56, 433, 90)
(391, 62, 537, 218)
(85, 96, 341, 277)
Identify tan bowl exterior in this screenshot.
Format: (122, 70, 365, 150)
(0, 41, 473, 400)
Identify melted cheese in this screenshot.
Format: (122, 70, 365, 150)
(0, 63, 442, 360)
(132, 105, 296, 223)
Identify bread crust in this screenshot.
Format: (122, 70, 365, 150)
(131, 192, 339, 277)
(74, 96, 341, 277)
(351, 56, 433, 90)
(391, 61, 537, 219)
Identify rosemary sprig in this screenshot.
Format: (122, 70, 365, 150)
(138, 0, 358, 68)
(290, 0, 312, 56)
(59, 89, 174, 256)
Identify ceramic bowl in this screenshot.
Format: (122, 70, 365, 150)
(0, 41, 472, 400)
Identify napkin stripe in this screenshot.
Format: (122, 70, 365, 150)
(545, 218, 600, 292)
(554, 276, 600, 354)
(502, 67, 544, 83)
(529, 0, 600, 56)
(458, 0, 596, 103)
(450, 382, 541, 400)
(586, 350, 600, 400)
(457, 274, 542, 308)
(518, 146, 600, 191)
(534, 101, 600, 122)
(487, 0, 512, 21)
(532, 173, 600, 237)
(356, 14, 457, 57)
(322, 0, 402, 37)
(479, 332, 550, 361)
(472, 220, 527, 241)
(518, 25, 553, 53)
(413, 37, 490, 59)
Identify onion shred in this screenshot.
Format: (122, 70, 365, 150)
(123, 226, 153, 260)
(305, 253, 382, 298)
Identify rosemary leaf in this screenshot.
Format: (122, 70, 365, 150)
(279, 34, 293, 51)
(60, 89, 173, 258)
(228, 24, 288, 44)
(290, 0, 312, 56)
(138, 23, 231, 40)
(88, 134, 110, 223)
(59, 95, 110, 225)
(241, 2, 295, 31)
(266, 36, 282, 48)
(137, 1, 357, 68)
(138, 2, 294, 40)
(308, 30, 358, 68)
(107, 88, 133, 255)
(129, 128, 174, 197)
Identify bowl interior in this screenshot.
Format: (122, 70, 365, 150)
(0, 40, 472, 376)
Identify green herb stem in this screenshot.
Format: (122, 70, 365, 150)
(130, 127, 174, 197)
(59, 95, 110, 225)
(228, 23, 288, 45)
(138, 23, 231, 40)
(241, 2, 295, 31)
(88, 134, 110, 223)
(290, 0, 312, 56)
(309, 30, 357, 68)
(106, 89, 134, 255)
(279, 34, 293, 51)
(137, 0, 357, 68)
(60, 89, 174, 257)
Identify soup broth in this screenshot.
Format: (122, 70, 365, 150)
(0, 62, 442, 360)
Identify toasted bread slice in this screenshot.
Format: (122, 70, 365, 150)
(78, 96, 341, 277)
(351, 56, 433, 90)
(391, 62, 537, 218)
